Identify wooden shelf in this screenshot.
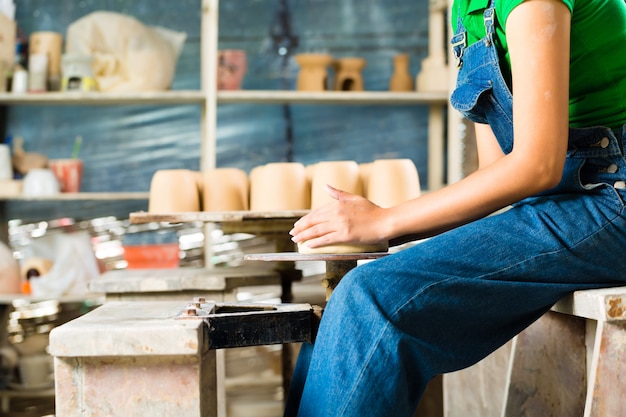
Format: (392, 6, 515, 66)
(217, 90, 448, 105)
(0, 90, 448, 106)
(0, 91, 205, 106)
(0, 192, 149, 201)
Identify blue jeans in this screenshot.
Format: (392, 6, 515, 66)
(284, 128, 626, 417)
(286, 188, 626, 417)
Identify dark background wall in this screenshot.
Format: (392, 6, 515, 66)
(2, 0, 432, 224)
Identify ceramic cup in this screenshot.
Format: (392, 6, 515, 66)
(48, 159, 83, 193)
(22, 168, 60, 197)
(366, 159, 421, 208)
(202, 167, 249, 211)
(148, 169, 201, 213)
(249, 162, 310, 211)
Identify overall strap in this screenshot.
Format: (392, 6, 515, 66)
(450, 2, 468, 67)
(483, 0, 496, 45)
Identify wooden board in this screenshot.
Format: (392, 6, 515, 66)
(244, 252, 389, 262)
(129, 210, 309, 224)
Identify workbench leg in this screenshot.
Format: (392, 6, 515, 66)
(585, 321, 626, 417)
(273, 236, 303, 404)
(322, 260, 357, 300)
(503, 311, 586, 417)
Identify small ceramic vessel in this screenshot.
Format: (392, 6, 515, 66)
(202, 167, 249, 211)
(148, 169, 201, 213)
(249, 162, 310, 211)
(333, 57, 366, 91)
(310, 160, 363, 209)
(294, 53, 333, 91)
(366, 159, 421, 208)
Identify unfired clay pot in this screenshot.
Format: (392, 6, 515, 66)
(301, 160, 387, 254)
(358, 162, 373, 194)
(202, 168, 249, 211)
(366, 159, 421, 208)
(295, 53, 333, 91)
(333, 57, 366, 91)
(389, 54, 414, 92)
(148, 169, 201, 213)
(310, 160, 362, 209)
(249, 162, 310, 211)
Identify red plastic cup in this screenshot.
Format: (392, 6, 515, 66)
(48, 159, 83, 193)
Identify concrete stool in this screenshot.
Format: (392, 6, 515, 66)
(49, 300, 319, 417)
(443, 286, 626, 417)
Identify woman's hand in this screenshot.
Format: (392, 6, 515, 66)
(290, 184, 388, 249)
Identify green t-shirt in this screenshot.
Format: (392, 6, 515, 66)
(451, 0, 626, 129)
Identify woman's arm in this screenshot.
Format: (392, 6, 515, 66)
(290, 0, 571, 248)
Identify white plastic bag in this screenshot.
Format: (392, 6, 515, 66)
(65, 11, 186, 92)
(22, 231, 100, 298)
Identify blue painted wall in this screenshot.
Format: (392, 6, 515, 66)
(2, 0, 432, 222)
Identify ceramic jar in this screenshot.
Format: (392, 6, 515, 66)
(148, 169, 201, 213)
(333, 57, 366, 91)
(202, 168, 249, 211)
(366, 159, 421, 208)
(389, 54, 414, 92)
(29, 32, 63, 91)
(249, 162, 310, 211)
(295, 53, 333, 91)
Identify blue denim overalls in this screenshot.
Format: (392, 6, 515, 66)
(285, 2, 626, 416)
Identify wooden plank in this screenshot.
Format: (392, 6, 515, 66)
(174, 302, 319, 349)
(244, 252, 388, 262)
(205, 308, 314, 349)
(217, 90, 448, 105)
(503, 311, 586, 417)
(129, 210, 308, 224)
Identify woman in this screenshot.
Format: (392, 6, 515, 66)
(285, 0, 626, 416)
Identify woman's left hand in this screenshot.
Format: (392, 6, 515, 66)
(289, 184, 388, 249)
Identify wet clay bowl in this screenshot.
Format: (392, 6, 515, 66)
(249, 162, 310, 211)
(202, 167, 249, 211)
(148, 169, 201, 213)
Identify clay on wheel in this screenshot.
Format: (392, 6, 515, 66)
(297, 242, 388, 254)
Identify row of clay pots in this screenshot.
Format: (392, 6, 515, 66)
(148, 159, 421, 214)
(295, 53, 414, 92)
(148, 160, 420, 254)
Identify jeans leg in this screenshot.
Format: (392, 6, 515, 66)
(287, 190, 626, 417)
(283, 342, 313, 417)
